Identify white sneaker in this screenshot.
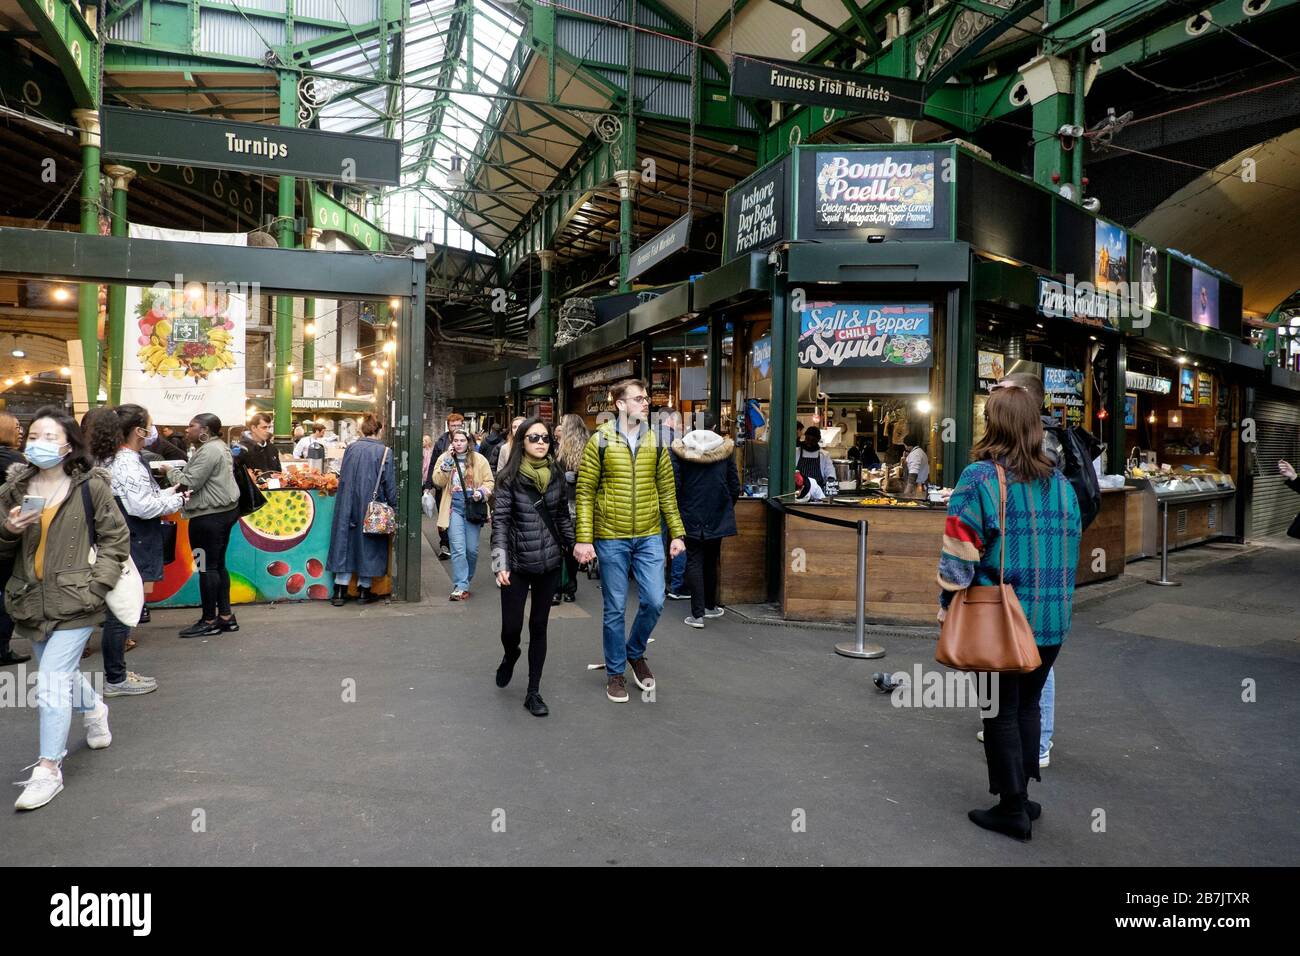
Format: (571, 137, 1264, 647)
(14, 762, 63, 811)
(1039, 742, 1052, 768)
(84, 701, 112, 749)
(976, 730, 984, 742)
(103, 672, 158, 697)
(703, 607, 725, 619)
(684, 616, 704, 629)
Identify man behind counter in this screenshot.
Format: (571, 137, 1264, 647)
(237, 412, 281, 474)
(901, 433, 930, 497)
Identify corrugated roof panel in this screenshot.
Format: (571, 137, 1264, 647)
(296, 0, 380, 23)
(199, 10, 285, 60)
(220, 0, 283, 13)
(108, 7, 143, 42)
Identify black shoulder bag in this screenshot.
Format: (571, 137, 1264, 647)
(525, 481, 566, 551)
(454, 457, 489, 525)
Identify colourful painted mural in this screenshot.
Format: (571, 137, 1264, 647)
(151, 490, 390, 607)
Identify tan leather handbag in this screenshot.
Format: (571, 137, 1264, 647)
(935, 463, 1043, 673)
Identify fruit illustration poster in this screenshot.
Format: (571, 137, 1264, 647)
(122, 224, 247, 426)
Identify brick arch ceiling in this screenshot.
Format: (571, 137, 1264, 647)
(1135, 128, 1300, 315)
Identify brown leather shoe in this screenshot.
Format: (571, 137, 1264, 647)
(606, 674, 629, 703)
(628, 657, 655, 692)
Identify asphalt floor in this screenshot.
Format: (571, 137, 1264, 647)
(0, 526, 1296, 866)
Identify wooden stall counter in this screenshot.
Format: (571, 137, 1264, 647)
(719, 497, 768, 605)
(781, 502, 946, 625)
(1077, 486, 1131, 585)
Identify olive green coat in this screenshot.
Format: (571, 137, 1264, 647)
(0, 463, 129, 641)
(574, 420, 685, 542)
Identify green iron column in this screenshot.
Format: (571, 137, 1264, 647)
(614, 169, 638, 292)
(538, 249, 555, 366)
(1018, 55, 1073, 191)
(72, 109, 102, 405)
(303, 227, 322, 381)
(274, 71, 297, 436)
(103, 164, 136, 406)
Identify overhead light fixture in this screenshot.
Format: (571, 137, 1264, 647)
(266, 361, 274, 368)
(60, 366, 70, 376)
(389, 298, 400, 310)
(353, 350, 362, 362)
(1168, 410, 1182, 427)
(3, 378, 12, 386)
(384, 340, 396, 354)
(916, 398, 933, 414)
(1176, 355, 1187, 364)
(349, 385, 358, 394)
(52, 287, 71, 302)
(305, 322, 317, 337)
(21, 375, 30, 385)
(290, 373, 299, 383)
(10, 350, 24, 358)
(1148, 411, 1156, 424)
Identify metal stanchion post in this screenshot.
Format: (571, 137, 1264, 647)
(1148, 497, 1181, 587)
(836, 519, 886, 659)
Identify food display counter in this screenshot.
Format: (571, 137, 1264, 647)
(719, 497, 768, 605)
(150, 488, 392, 608)
(1124, 469, 1236, 558)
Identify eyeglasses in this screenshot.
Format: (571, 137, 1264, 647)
(623, 395, 650, 405)
(525, 434, 551, 444)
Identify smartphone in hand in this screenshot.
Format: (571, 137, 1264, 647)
(20, 495, 44, 516)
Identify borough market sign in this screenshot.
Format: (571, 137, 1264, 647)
(102, 107, 401, 186)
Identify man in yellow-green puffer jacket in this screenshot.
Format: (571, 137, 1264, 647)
(573, 378, 685, 704)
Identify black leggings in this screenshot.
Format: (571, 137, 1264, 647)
(562, 553, 579, 596)
(684, 537, 722, 620)
(499, 568, 560, 694)
(188, 507, 240, 619)
(981, 643, 1061, 796)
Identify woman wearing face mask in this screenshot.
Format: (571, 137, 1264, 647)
(431, 427, 494, 601)
(93, 405, 185, 695)
(2, 407, 130, 811)
(164, 413, 240, 638)
(490, 418, 574, 716)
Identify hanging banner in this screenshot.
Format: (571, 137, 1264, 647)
(724, 157, 788, 260)
(627, 214, 692, 280)
(730, 56, 925, 119)
(797, 303, 934, 369)
(121, 224, 247, 427)
(812, 150, 936, 230)
(1126, 370, 1172, 394)
(103, 106, 401, 186)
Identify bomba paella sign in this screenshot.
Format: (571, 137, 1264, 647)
(798, 303, 933, 369)
(814, 151, 935, 230)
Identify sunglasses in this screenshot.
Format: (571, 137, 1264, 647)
(525, 434, 551, 444)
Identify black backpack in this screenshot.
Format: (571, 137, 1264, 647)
(232, 459, 267, 517)
(1055, 424, 1103, 531)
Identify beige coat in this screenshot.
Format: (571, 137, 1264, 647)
(430, 451, 494, 529)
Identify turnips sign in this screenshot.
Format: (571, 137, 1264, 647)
(798, 303, 934, 369)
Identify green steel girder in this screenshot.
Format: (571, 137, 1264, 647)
(105, 0, 145, 30)
(16, 0, 98, 108)
(496, 139, 616, 279)
(0, 38, 79, 125)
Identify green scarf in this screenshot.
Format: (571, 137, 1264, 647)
(519, 455, 553, 493)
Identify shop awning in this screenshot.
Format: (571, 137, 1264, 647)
(1269, 365, 1300, 393)
(693, 252, 770, 312)
(1130, 311, 1235, 364)
(787, 241, 970, 285)
(553, 314, 630, 365)
(518, 365, 556, 390)
(627, 283, 694, 338)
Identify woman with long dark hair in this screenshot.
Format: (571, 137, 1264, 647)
(490, 417, 574, 716)
(554, 413, 589, 603)
(937, 381, 1081, 841)
(96, 404, 185, 694)
(0, 413, 29, 666)
(165, 412, 240, 637)
(3, 406, 130, 810)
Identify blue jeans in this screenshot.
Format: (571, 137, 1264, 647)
(662, 519, 686, 592)
(333, 572, 372, 588)
(447, 496, 481, 591)
(1040, 666, 1055, 756)
(594, 535, 665, 677)
(30, 626, 99, 762)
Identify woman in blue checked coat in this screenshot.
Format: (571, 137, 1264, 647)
(937, 381, 1080, 842)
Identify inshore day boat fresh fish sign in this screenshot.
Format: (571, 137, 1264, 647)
(798, 303, 934, 369)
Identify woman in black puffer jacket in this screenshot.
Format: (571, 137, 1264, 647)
(490, 417, 574, 717)
(671, 410, 741, 629)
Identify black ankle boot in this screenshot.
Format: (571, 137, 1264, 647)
(330, 585, 348, 607)
(357, 587, 377, 605)
(524, 692, 549, 717)
(968, 793, 1032, 841)
(496, 649, 521, 688)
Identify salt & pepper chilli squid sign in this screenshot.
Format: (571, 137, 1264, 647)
(797, 303, 934, 369)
